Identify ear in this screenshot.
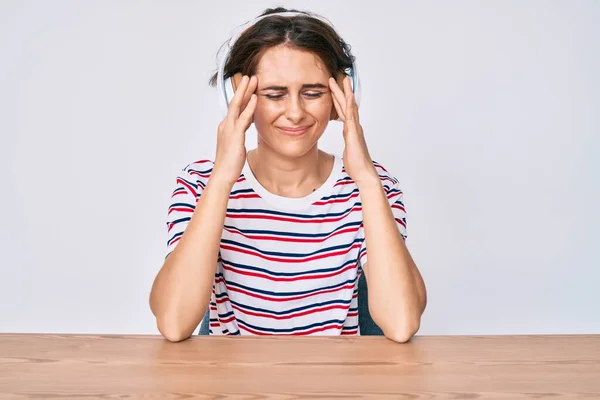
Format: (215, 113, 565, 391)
(329, 72, 346, 121)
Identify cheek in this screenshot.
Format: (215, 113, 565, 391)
(312, 96, 333, 120)
(254, 96, 333, 125)
(254, 99, 282, 124)
(254, 97, 283, 117)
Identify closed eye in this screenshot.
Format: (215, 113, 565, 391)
(264, 92, 326, 100)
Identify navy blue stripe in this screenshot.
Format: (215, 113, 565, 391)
(187, 167, 213, 174)
(320, 188, 360, 201)
(167, 231, 183, 245)
(229, 298, 352, 316)
(220, 238, 364, 259)
(169, 217, 191, 225)
(223, 220, 361, 238)
(177, 177, 199, 189)
(169, 202, 195, 210)
(237, 318, 346, 334)
(226, 202, 363, 219)
(216, 274, 357, 297)
(220, 257, 358, 277)
(230, 188, 255, 196)
(218, 310, 235, 319)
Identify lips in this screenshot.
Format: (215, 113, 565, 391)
(277, 125, 313, 136)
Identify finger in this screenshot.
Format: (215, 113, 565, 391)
(331, 90, 345, 121)
(228, 75, 250, 120)
(237, 93, 257, 129)
(240, 75, 258, 113)
(343, 77, 359, 123)
(329, 77, 347, 119)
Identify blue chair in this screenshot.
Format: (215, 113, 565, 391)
(198, 271, 382, 335)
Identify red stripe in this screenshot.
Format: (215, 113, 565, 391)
(381, 177, 396, 186)
(177, 178, 197, 197)
(215, 278, 356, 302)
(219, 315, 236, 324)
(168, 206, 194, 215)
(189, 171, 210, 179)
(395, 218, 406, 229)
(229, 193, 261, 200)
(222, 262, 356, 282)
(222, 225, 359, 243)
(373, 163, 389, 173)
(313, 192, 360, 206)
(171, 189, 187, 197)
(220, 242, 361, 263)
(334, 180, 355, 187)
(168, 236, 181, 246)
(239, 322, 344, 336)
(226, 206, 362, 224)
(392, 203, 406, 212)
(231, 303, 349, 320)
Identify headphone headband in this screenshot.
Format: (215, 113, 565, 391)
(216, 11, 361, 118)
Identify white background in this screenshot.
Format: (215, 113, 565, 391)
(1, 0, 598, 335)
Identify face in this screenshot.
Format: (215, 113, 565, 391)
(251, 45, 333, 158)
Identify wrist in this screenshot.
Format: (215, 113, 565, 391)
(354, 169, 380, 189)
(206, 172, 236, 193)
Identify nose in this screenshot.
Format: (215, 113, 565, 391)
(284, 94, 306, 123)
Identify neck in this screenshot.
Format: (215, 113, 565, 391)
(247, 145, 332, 198)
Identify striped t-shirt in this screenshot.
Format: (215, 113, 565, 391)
(165, 154, 407, 335)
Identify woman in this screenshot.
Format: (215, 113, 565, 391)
(150, 7, 427, 342)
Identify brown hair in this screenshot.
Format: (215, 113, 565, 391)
(208, 7, 355, 88)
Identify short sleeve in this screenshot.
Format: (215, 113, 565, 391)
(165, 163, 208, 258)
(358, 174, 407, 268)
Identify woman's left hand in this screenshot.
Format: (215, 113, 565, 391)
(329, 76, 379, 185)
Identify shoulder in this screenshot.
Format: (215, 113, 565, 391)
(371, 160, 401, 192)
(177, 159, 215, 182)
(340, 158, 401, 191)
(181, 159, 215, 175)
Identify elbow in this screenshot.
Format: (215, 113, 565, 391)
(156, 315, 193, 343)
(384, 322, 419, 343)
(375, 313, 420, 343)
(384, 320, 420, 343)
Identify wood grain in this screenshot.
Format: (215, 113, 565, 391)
(0, 334, 598, 399)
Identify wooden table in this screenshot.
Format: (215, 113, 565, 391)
(0, 334, 599, 399)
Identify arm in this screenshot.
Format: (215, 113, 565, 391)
(150, 177, 232, 342)
(327, 76, 426, 343)
(358, 178, 427, 343)
(150, 74, 258, 342)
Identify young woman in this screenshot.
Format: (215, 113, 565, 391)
(150, 7, 427, 342)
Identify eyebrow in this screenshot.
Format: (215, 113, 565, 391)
(259, 83, 328, 91)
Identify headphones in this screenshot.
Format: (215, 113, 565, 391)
(216, 11, 361, 119)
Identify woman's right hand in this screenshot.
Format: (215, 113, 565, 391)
(212, 75, 258, 187)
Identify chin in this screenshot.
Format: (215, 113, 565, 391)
(274, 142, 316, 159)
(257, 136, 316, 159)
(256, 125, 322, 156)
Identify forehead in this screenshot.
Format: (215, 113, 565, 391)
(255, 45, 329, 85)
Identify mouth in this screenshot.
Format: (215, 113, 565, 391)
(276, 124, 313, 136)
